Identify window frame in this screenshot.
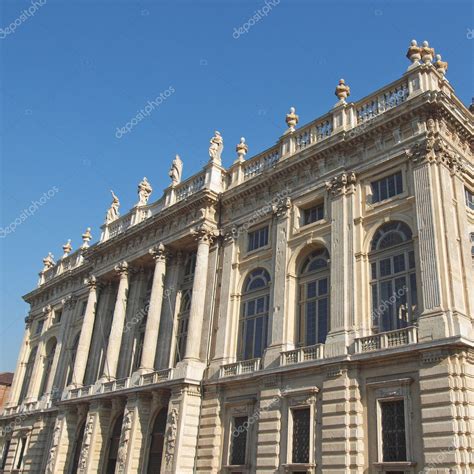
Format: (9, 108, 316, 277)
(13, 434, 29, 470)
(298, 249, 330, 346)
(465, 187, 474, 210)
(238, 269, 271, 361)
(370, 171, 404, 204)
(247, 226, 270, 253)
(301, 201, 325, 227)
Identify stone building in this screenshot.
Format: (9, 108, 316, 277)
(0, 41, 473, 473)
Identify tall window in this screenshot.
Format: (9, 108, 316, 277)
(14, 436, 28, 470)
(299, 249, 330, 345)
(291, 407, 311, 464)
(230, 416, 248, 466)
(66, 334, 80, 387)
(369, 221, 417, 332)
(146, 408, 167, 473)
(39, 338, 57, 396)
(371, 171, 403, 203)
(380, 399, 407, 462)
(19, 346, 37, 403)
(247, 226, 269, 252)
(175, 290, 192, 364)
(1, 439, 11, 470)
(465, 187, 474, 210)
(238, 269, 271, 360)
(69, 420, 85, 474)
(105, 415, 123, 474)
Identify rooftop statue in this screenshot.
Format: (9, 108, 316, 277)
(42, 252, 55, 271)
(406, 39, 422, 68)
(285, 107, 299, 132)
(209, 131, 224, 165)
(169, 154, 183, 186)
(235, 137, 248, 162)
(62, 239, 72, 258)
(335, 79, 351, 104)
(81, 227, 92, 248)
(105, 190, 120, 223)
(137, 177, 153, 206)
(434, 54, 448, 76)
(421, 40, 435, 64)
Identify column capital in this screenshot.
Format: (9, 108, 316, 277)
(62, 294, 77, 310)
(272, 197, 292, 219)
(325, 171, 357, 196)
(149, 243, 169, 262)
(84, 275, 98, 290)
(114, 261, 129, 278)
(405, 132, 464, 175)
(192, 225, 217, 245)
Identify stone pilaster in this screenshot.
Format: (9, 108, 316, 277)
(320, 366, 364, 473)
(8, 320, 32, 406)
(140, 244, 168, 372)
(164, 384, 202, 474)
(71, 276, 100, 386)
(325, 172, 357, 357)
(102, 262, 129, 380)
(265, 197, 293, 368)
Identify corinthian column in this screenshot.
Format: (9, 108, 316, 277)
(71, 276, 99, 386)
(139, 244, 168, 372)
(183, 228, 214, 361)
(102, 262, 129, 380)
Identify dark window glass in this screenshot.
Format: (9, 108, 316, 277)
(36, 320, 44, 335)
(15, 437, 27, 469)
(1, 439, 11, 469)
(70, 421, 85, 474)
(230, 417, 248, 465)
(381, 400, 407, 462)
(106, 415, 123, 474)
(303, 203, 324, 225)
(371, 172, 403, 203)
(248, 227, 269, 252)
(292, 408, 310, 463)
(147, 408, 167, 473)
(465, 188, 474, 210)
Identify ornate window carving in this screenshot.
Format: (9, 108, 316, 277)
(369, 222, 417, 331)
(238, 269, 271, 360)
(299, 249, 330, 345)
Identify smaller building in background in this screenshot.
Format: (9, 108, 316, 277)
(0, 373, 14, 412)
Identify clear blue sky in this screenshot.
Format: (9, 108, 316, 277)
(0, 0, 472, 371)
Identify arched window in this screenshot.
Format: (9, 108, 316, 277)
(146, 408, 167, 473)
(299, 249, 330, 345)
(174, 290, 192, 364)
(105, 414, 123, 474)
(66, 334, 80, 387)
(18, 346, 37, 403)
(238, 269, 271, 360)
(369, 221, 417, 332)
(69, 420, 85, 474)
(39, 338, 57, 396)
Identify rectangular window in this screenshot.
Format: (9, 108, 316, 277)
(15, 436, 27, 469)
(371, 171, 403, 203)
(465, 187, 474, 210)
(247, 226, 269, 252)
(54, 309, 63, 324)
(230, 416, 248, 465)
(380, 400, 407, 462)
(35, 320, 44, 335)
(292, 407, 310, 463)
(303, 203, 324, 225)
(1, 439, 11, 469)
(80, 301, 87, 317)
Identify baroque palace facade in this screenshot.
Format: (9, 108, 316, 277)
(1, 41, 474, 474)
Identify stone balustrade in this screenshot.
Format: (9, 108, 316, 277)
(219, 358, 261, 378)
(280, 343, 325, 366)
(354, 326, 418, 353)
(174, 172, 206, 202)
